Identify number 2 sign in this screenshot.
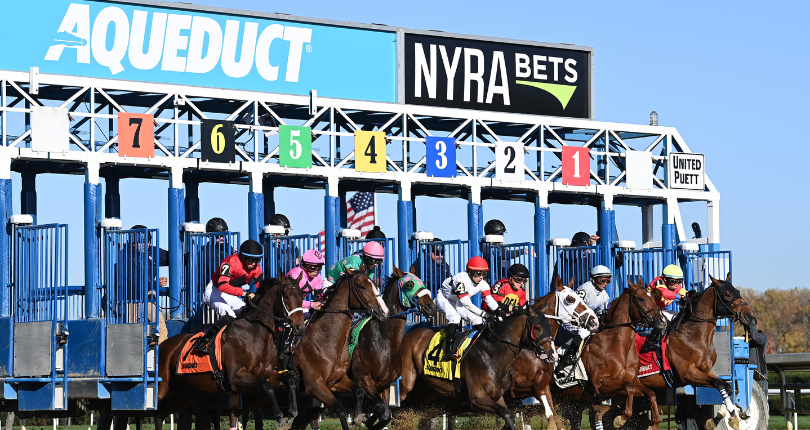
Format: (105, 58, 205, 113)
(118, 113, 154, 158)
(562, 146, 590, 186)
(495, 142, 524, 181)
(354, 131, 387, 173)
(426, 136, 456, 177)
(279, 125, 312, 168)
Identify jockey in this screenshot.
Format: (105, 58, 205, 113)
(194, 239, 264, 353)
(324, 241, 389, 314)
(639, 264, 687, 353)
(482, 263, 529, 317)
(577, 265, 612, 314)
(286, 249, 325, 318)
(437, 256, 493, 359)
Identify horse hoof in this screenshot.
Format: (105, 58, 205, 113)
(276, 417, 293, 430)
(614, 416, 628, 428)
(546, 418, 557, 430)
(728, 416, 741, 430)
(705, 418, 716, 430)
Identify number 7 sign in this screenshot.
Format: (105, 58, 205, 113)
(118, 113, 154, 158)
(562, 146, 590, 186)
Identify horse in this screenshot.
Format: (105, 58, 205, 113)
(153, 274, 307, 430)
(552, 277, 667, 430)
(292, 267, 389, 430)
(349, 267, 438, 430)
(397, 308, 558, 430)
(634, 275, 755, 430)
(500, 275, 599, 430)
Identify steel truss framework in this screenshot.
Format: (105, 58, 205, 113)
(0, 70, 719, 238)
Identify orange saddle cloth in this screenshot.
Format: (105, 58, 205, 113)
(177, 330, 225, 375)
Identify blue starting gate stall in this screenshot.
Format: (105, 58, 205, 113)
(337, 235, 396, 289)
(485, 238, 542, 302)
(409, 233, 469, 325)
(5, 219, 69, 411)
(102, 228, 159, 411)
(261, 226, 320, 279)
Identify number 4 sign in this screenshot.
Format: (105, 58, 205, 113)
(354, 131, 387, 173)
(426, 136, 456, 177)
(279, 125, 312, 168)
(495, 142, 525, 181)
(118, 113, 154, 158)
(562, 146, 590, 186)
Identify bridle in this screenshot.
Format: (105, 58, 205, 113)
(681, 284, 749, 324)
(245, 280, 304, 332)
(546, 288, 598, 330)
(600, 287, 661, 330)
(389, 275, 432, 318)
(484, 312, 556, 363)
(312, 272, 386, 321)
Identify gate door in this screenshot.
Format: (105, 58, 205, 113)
(185, 231, 240, 326)
(12, 224, 68, 411)
(104, 228, 159, 410)
(262, 234, 320, 280)
(489, 242, 541, 301)
(340, 238, 396, 289)
(417, 240, 468, 326)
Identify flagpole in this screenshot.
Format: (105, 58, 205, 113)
(373, 192, 377, 225)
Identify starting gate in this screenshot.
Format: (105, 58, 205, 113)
(9, 223, 69, 411)
(183, 230, 240, 327)
(262, 233, 321, 280)
(103, 229, 159, 410)
(411, 239, 469, 325)
(338, 237, 396, 289)
(488, 242, 541, 302)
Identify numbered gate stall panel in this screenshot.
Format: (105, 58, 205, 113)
(103, 229, 160, 410)
(263, 234, 321, 280)
(411, 240, 469, 326)
(279, 125, 313, 169)
(184, 231, 240, 328)
(11, 224, 69, 411)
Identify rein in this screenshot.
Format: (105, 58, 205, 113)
(680, 285, 749, 325)
(483, 316, 553, 357)
(311, 274, 382, 319)
(244, 281, 303, 325)
(600, 289, 659, 330)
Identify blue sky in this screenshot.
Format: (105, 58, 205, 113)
(23, 0, 807, 290)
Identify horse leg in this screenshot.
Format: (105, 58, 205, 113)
(306, 381, 351, 430)
(633, 378, 662, 430)
(538, 384, 562, 430)
(592, 404, 613, 430)
(229, 369, 285, 423)
(611, 382, 637, 428)
(228, 411, 237, 430)
(686, 369, 742, 429)
(353, 386, 365, 424)
(468, 391, 516, 430)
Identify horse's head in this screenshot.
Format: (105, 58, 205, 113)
(345, 266, 388, 322)
(277, 272, 307, 335)
(390, 266, 437, 318)
(523, 307, 558, 364)
(709, 274, 754, 325)
(553, 275, 599, 331)
(626, 277, 667, 329)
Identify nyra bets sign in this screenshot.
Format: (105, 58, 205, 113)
(0, 0, 397, 102)
(668, 153, 705, 190)
(405, 33, 591, 118)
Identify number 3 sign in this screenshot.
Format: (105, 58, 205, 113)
(279, 125, 312, 168)
(562, 146, 590, 186)
(496, 142, 524, 181)
(354, 131, 387, 172)
(426, 136, 456, 177)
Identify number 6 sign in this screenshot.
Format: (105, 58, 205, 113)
(201, 119, 235, 163)
(279, 125, 312, 168)
(495, 142, 524, 181)
(426, 136, 456, 177)
(562, 146, 590, 186)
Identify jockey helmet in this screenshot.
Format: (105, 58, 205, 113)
(362, 241, 385, 260)
(662, 264, 684, 280)
(466, 256, 490, 272)
(507, 263, 530, 278)
(302, 249, 325, 265)
(205, 217, 229, 233)
(239, 239, 263, 259)
(268, 214, 292, 234)
(571, 231, 591, 247)
(365, 226, 386, 239)
(590, 265, 612, 278)
(484, 219, 507, 235)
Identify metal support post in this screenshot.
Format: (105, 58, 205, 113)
(263, 179, 275, 225)
(184, 180, 199, 223)
(468, 188, 483, 307)
(0, 177, 10, 317)
(707, 200, 720, 252)
(324, 197, 341, 270)
(104, 176, 120, 219)
(339, 189, 348, 229)
(84, 163, 102, 318)
(598, 198, 616, 298)
(168, 169, 184, 319)
(641, 204, 654, 246)
(662, 224, 677, 265)
(248, 173, 264, 242)
(397, 182, 414, 271)
(534, 193, 550, 296)
(20, 170, 36, 224)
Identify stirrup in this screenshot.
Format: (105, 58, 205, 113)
(639, 342, 659, 354)
(192, 338, 211, 354)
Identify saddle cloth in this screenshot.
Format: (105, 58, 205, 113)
(177, 329, 225, 374)
(422, 329, 474, 381)
(554, 336, 589, 389)
(634, 333, 671, 378)
(347, 316, 372, 358)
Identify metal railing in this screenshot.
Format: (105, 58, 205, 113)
(104, 229, 159, 326)
(13, 224, 68, 323)
(184, 231, 240, 325)
(414, 240, 469, 325)
(263, 233, 321, 280)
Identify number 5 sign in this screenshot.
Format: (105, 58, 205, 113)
(495, 142, 524, 181)
(354, 131, 387, 173)
(118, 113, 154, 158)
(279, 125, 312, 168)
(562, 146, 590, 186)
(426, 136, 456, 177)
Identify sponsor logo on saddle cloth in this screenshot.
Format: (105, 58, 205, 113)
(423, 329, 474, 381)
(634, 333, 671, 378)
(177, 330, 226, 374)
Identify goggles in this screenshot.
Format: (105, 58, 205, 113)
(593, 277, 612, 284)
(510, 276, 528, 283)
(665, 277, 683, 285)
(242, 255, 261, 264)
(303, 263, 323, 271)
(468, 270, 487, 278)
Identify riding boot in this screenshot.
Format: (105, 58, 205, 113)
(557, 336, 582, 370)
(192, 315, 234, 354)
(443, 323, 459, 360)
(640, 326, 664, 354)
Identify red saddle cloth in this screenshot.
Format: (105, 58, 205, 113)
(177, 330, 225, 375)
(634, 333, 671, 378)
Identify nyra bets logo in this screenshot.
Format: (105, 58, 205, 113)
(44, 3, 312, 81)
(405, 34, 591, 119)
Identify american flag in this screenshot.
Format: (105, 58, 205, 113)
(318, 192, 376, 250)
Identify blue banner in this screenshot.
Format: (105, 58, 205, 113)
(0, 1, 397, 102)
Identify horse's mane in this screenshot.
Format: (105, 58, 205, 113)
(320, 269, 368, 307)
(382, 274, 400, 302)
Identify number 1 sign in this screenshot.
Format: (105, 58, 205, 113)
(279, 125, 312, 168)
(426, 136, 456, 177)
(562, 146, 590, 186)
(496, 142, 525, 181)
